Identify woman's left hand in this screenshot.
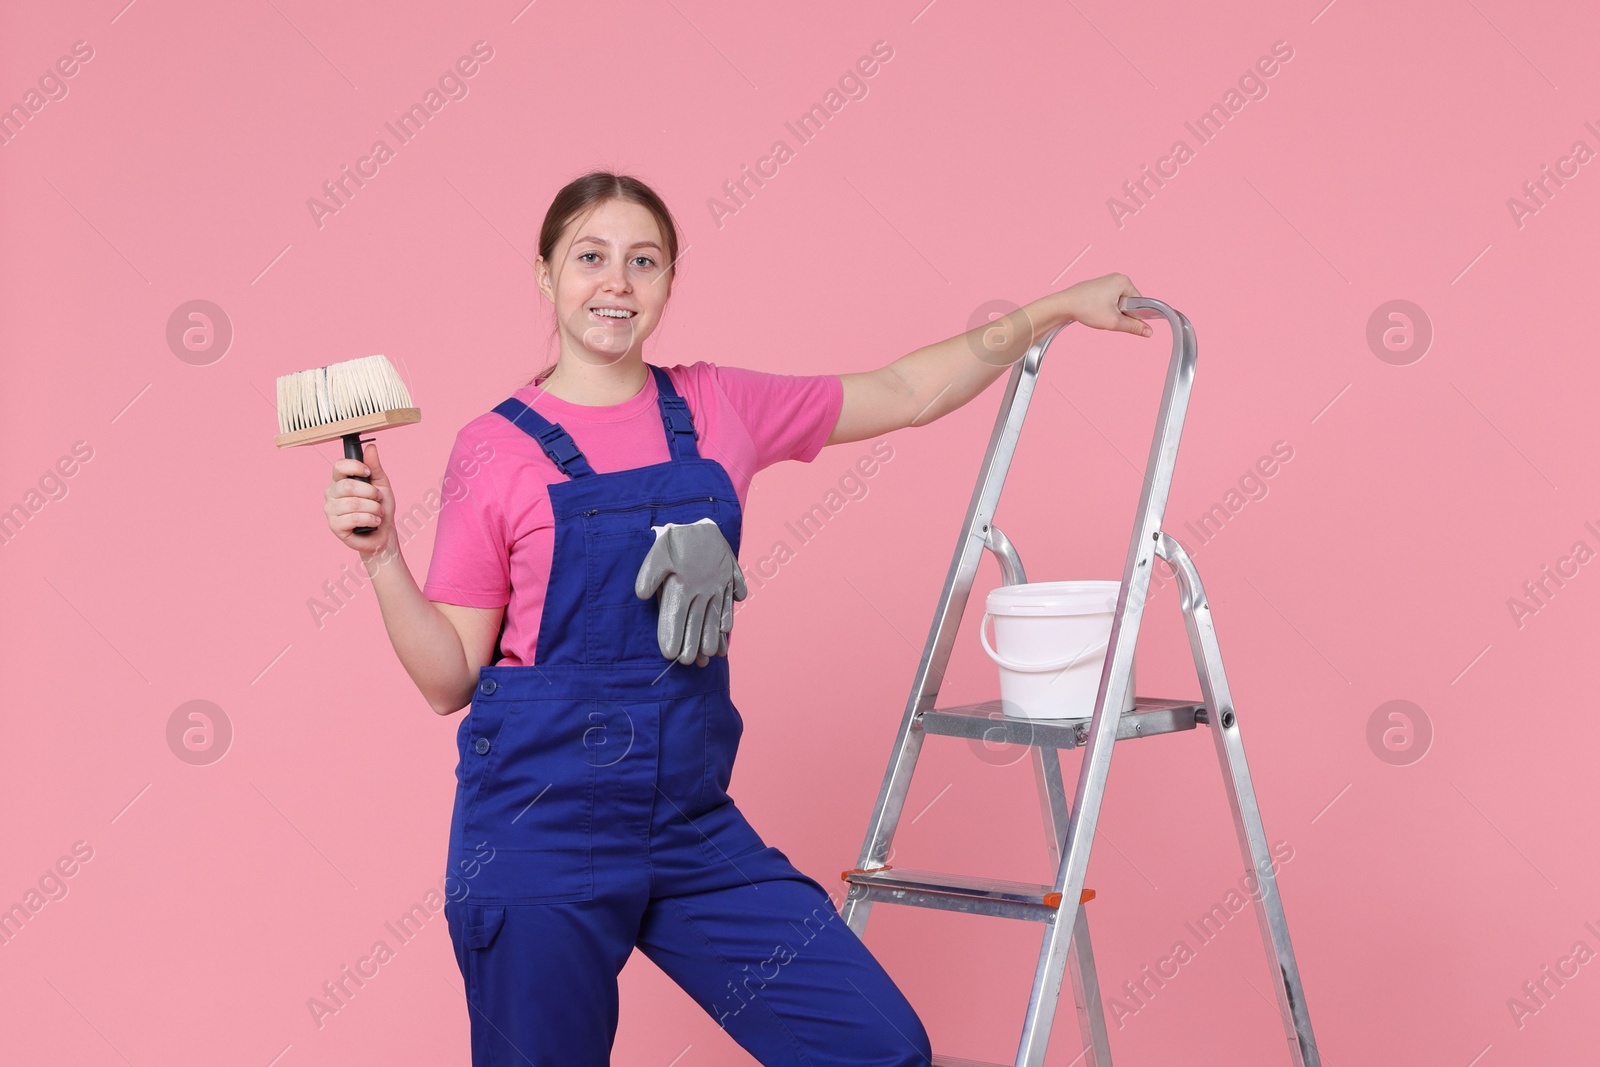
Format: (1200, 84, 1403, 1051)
(1061, 273, 1152, 337)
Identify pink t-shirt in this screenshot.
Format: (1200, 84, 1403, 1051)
(421, 361, 844, 666)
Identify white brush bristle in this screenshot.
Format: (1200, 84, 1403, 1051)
(275, 354, 414, 435)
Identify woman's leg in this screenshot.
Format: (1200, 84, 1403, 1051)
(636, 860, 933, 1066)
(444, 895, 638, 1066)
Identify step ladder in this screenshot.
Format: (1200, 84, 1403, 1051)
(839, 297, 1320, 1067)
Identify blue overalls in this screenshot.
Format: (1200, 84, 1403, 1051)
(442, 365, 932, 1066)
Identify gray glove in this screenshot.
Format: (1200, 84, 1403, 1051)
(634, 518, 748, 666)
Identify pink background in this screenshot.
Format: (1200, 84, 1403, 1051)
(2, 1, 1596, 1064)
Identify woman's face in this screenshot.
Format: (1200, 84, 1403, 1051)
(537, 197, 672, 369)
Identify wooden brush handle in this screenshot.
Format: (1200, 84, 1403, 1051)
(344, 434, 377, 536)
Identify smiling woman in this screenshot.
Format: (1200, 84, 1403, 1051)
(518, 174, 682, 397)
(311, 167, 1149, 1065)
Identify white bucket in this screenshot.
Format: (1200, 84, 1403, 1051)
(979, 581, 1136, 720)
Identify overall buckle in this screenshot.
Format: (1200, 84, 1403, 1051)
(534, 424, 585, 471)
(660, 395, 698, 445)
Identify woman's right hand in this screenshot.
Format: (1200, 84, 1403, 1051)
(325, 441, 395, 556)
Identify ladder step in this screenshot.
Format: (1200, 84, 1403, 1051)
(841, 865, 1095, 923)
(931, 1057, 1007, 1067)
(920, 696, 1205, 749)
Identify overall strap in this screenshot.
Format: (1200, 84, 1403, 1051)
(650, 364, 701, 461)
(491, 397, 596, 479)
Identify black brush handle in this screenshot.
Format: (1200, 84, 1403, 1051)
(344, 433, 377, 536)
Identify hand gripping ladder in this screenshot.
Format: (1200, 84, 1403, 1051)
(839, 297, 1320, 1067)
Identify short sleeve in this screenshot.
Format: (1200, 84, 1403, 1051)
(710, 364, 843, 470)
(421, 426, 511, 608)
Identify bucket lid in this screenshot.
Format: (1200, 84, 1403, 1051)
(986, 580, 1121, 616)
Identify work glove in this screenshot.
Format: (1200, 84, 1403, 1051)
(634, 517, 748, 667)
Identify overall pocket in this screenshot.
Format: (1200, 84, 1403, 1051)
(445, 900, 507, 952)
(584, 498, 730, 664)
(450, 695, 596, 905)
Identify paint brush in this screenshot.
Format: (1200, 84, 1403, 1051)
(275, 354, 421, 535)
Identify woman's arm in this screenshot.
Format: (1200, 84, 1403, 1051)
(367, 549, 504, 716)
(325, 442, 503, 715)
(825, 273, 1152, 447)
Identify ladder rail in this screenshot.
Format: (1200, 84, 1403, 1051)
(1015, 298, 1198, 1065)
(1034, 747, 1114, 1067)
(1156, 534, 1322, 1067)
(843, 326, 1064, 931)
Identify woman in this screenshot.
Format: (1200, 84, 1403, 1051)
(323, 171, 1150, 1065)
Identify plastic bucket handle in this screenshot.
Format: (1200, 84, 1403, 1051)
(980, 611, 1110, 674)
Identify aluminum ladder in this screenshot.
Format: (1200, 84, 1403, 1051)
(839, 297, 1321, 1067)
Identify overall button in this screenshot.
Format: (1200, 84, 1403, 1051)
(474, 737, 491, 755)
(479, 678, 498, 695)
